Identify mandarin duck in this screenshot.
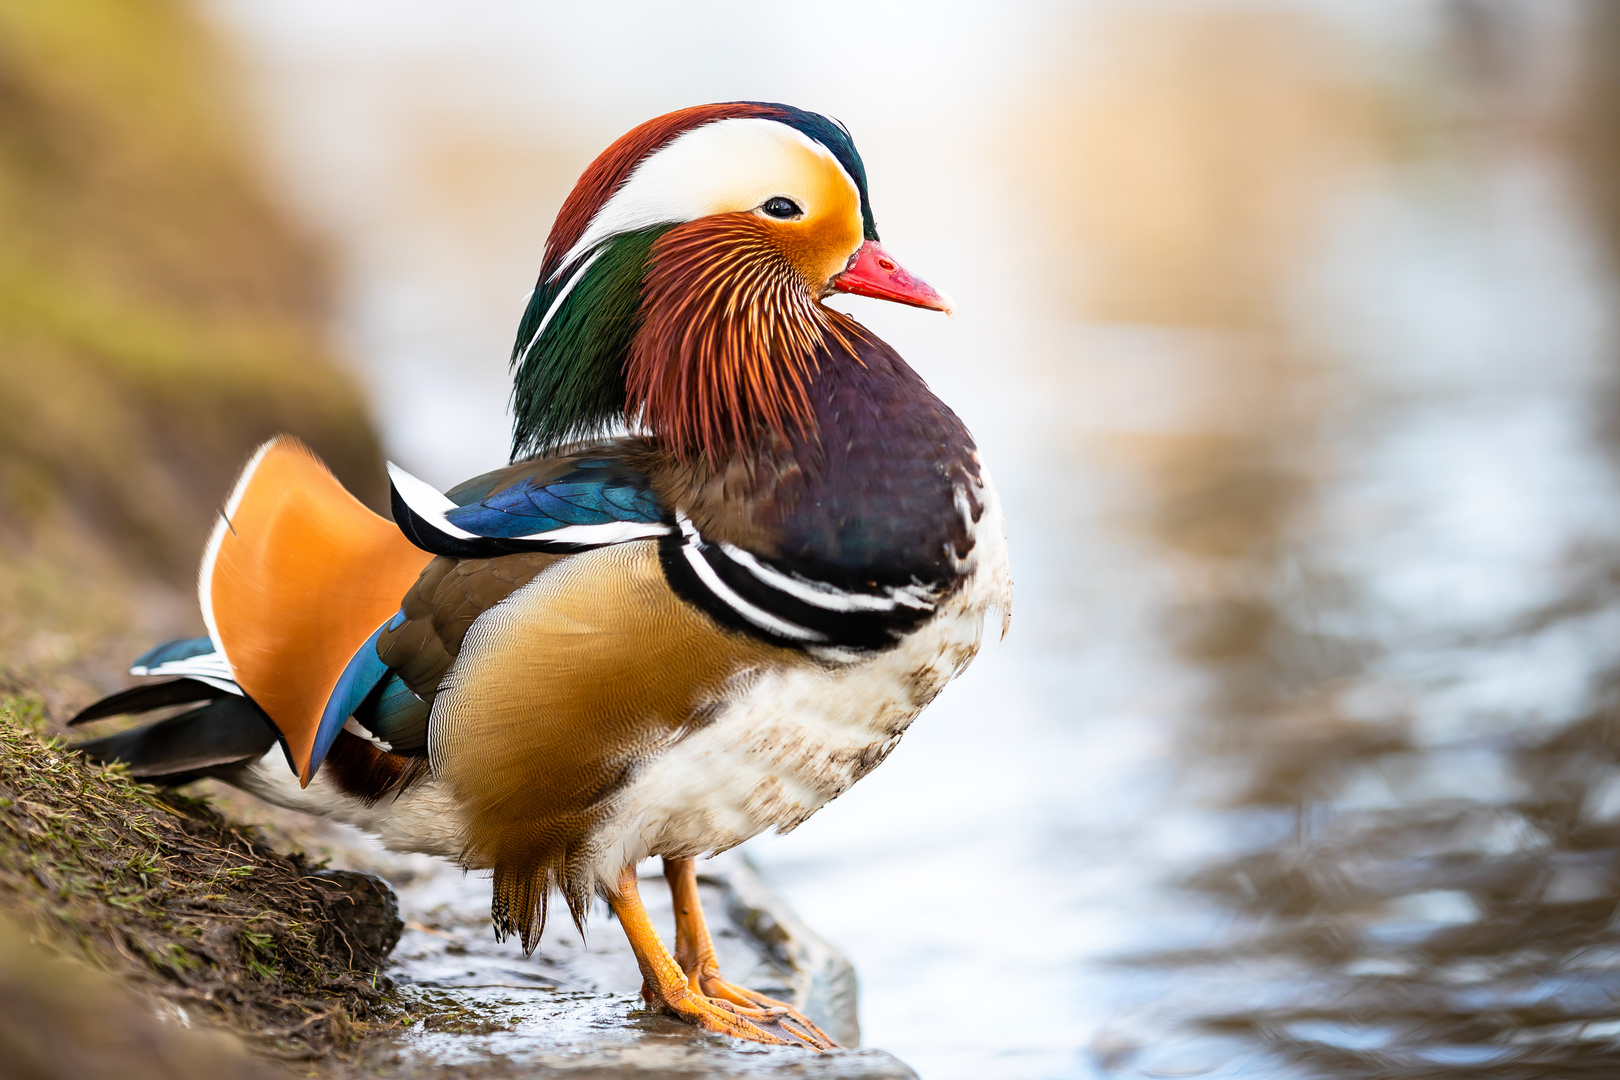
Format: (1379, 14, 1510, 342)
(74, 101, 1011, 1049)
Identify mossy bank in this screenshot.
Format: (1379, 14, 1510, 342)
(0, 696, 402, 1059)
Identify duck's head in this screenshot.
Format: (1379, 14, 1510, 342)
(510, 102, 950, 464)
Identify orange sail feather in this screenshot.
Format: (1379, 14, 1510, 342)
(199, 437, 431, 785)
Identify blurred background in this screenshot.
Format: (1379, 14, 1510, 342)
(6, 0, 1620, 1077)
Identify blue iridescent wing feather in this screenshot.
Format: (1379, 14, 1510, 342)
(392, 454, 669, 558)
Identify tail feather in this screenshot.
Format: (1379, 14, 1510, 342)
(73, 436, 429, 788)
(75, 697, 281, 785)
(128, 635, 240, 695)
(68, 679, 227, 726)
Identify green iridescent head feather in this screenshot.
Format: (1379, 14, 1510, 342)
(508, 226, 668, 460)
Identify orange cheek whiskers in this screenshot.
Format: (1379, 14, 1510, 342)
(627, 214, 860, 465)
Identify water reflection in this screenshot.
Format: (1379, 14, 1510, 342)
(1106, 5, 1620, 1076)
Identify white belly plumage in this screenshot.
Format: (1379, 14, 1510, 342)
(232, 479, 1011, 890)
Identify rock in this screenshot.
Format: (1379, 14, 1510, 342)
(311, 868, 404, 965)
(266, 820, 914, 1075)
(361, 845, 913, 1077)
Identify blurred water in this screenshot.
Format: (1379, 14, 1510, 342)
(205, 2, 1620, 1077)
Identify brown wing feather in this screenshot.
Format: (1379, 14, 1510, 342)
(378, 552, 565, 702)
(427, 540, 799, 951)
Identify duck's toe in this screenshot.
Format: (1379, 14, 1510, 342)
(695, 974, 837, 1050)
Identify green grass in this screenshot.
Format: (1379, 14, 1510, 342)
(0, 694, 399, 1057)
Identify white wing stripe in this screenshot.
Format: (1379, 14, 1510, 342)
(387, 462, 479, 540)
(343, 717, 393, 752)
(130, 651, 244, 697)
(183, 675, 245, 695)
(514, 521, 668, 545)
(390, 463, 670, 549)
(131, 653, 233, 679)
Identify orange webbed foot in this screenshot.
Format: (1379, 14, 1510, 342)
(647, 977, 829, 1048)
(663, 855, 838, 1049)
(612, 864, 832, 1051)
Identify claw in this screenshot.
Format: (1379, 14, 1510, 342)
(660, 984, 792, 1044)
(696, 972, 835, 1049)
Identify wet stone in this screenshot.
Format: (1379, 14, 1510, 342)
(304, 833, 908, 1077)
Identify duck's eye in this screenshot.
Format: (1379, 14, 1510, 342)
(761, 196, 802, 220)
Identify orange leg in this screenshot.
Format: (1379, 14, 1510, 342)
(663, 856, 836, 1050)
(606, 864, 827, 1050)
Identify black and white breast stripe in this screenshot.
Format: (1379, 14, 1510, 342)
(658, 513, 938, 661)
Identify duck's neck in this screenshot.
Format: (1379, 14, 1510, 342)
(509, 227, 664, 460)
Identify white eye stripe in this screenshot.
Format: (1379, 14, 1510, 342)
(557, 117, 861, 278)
